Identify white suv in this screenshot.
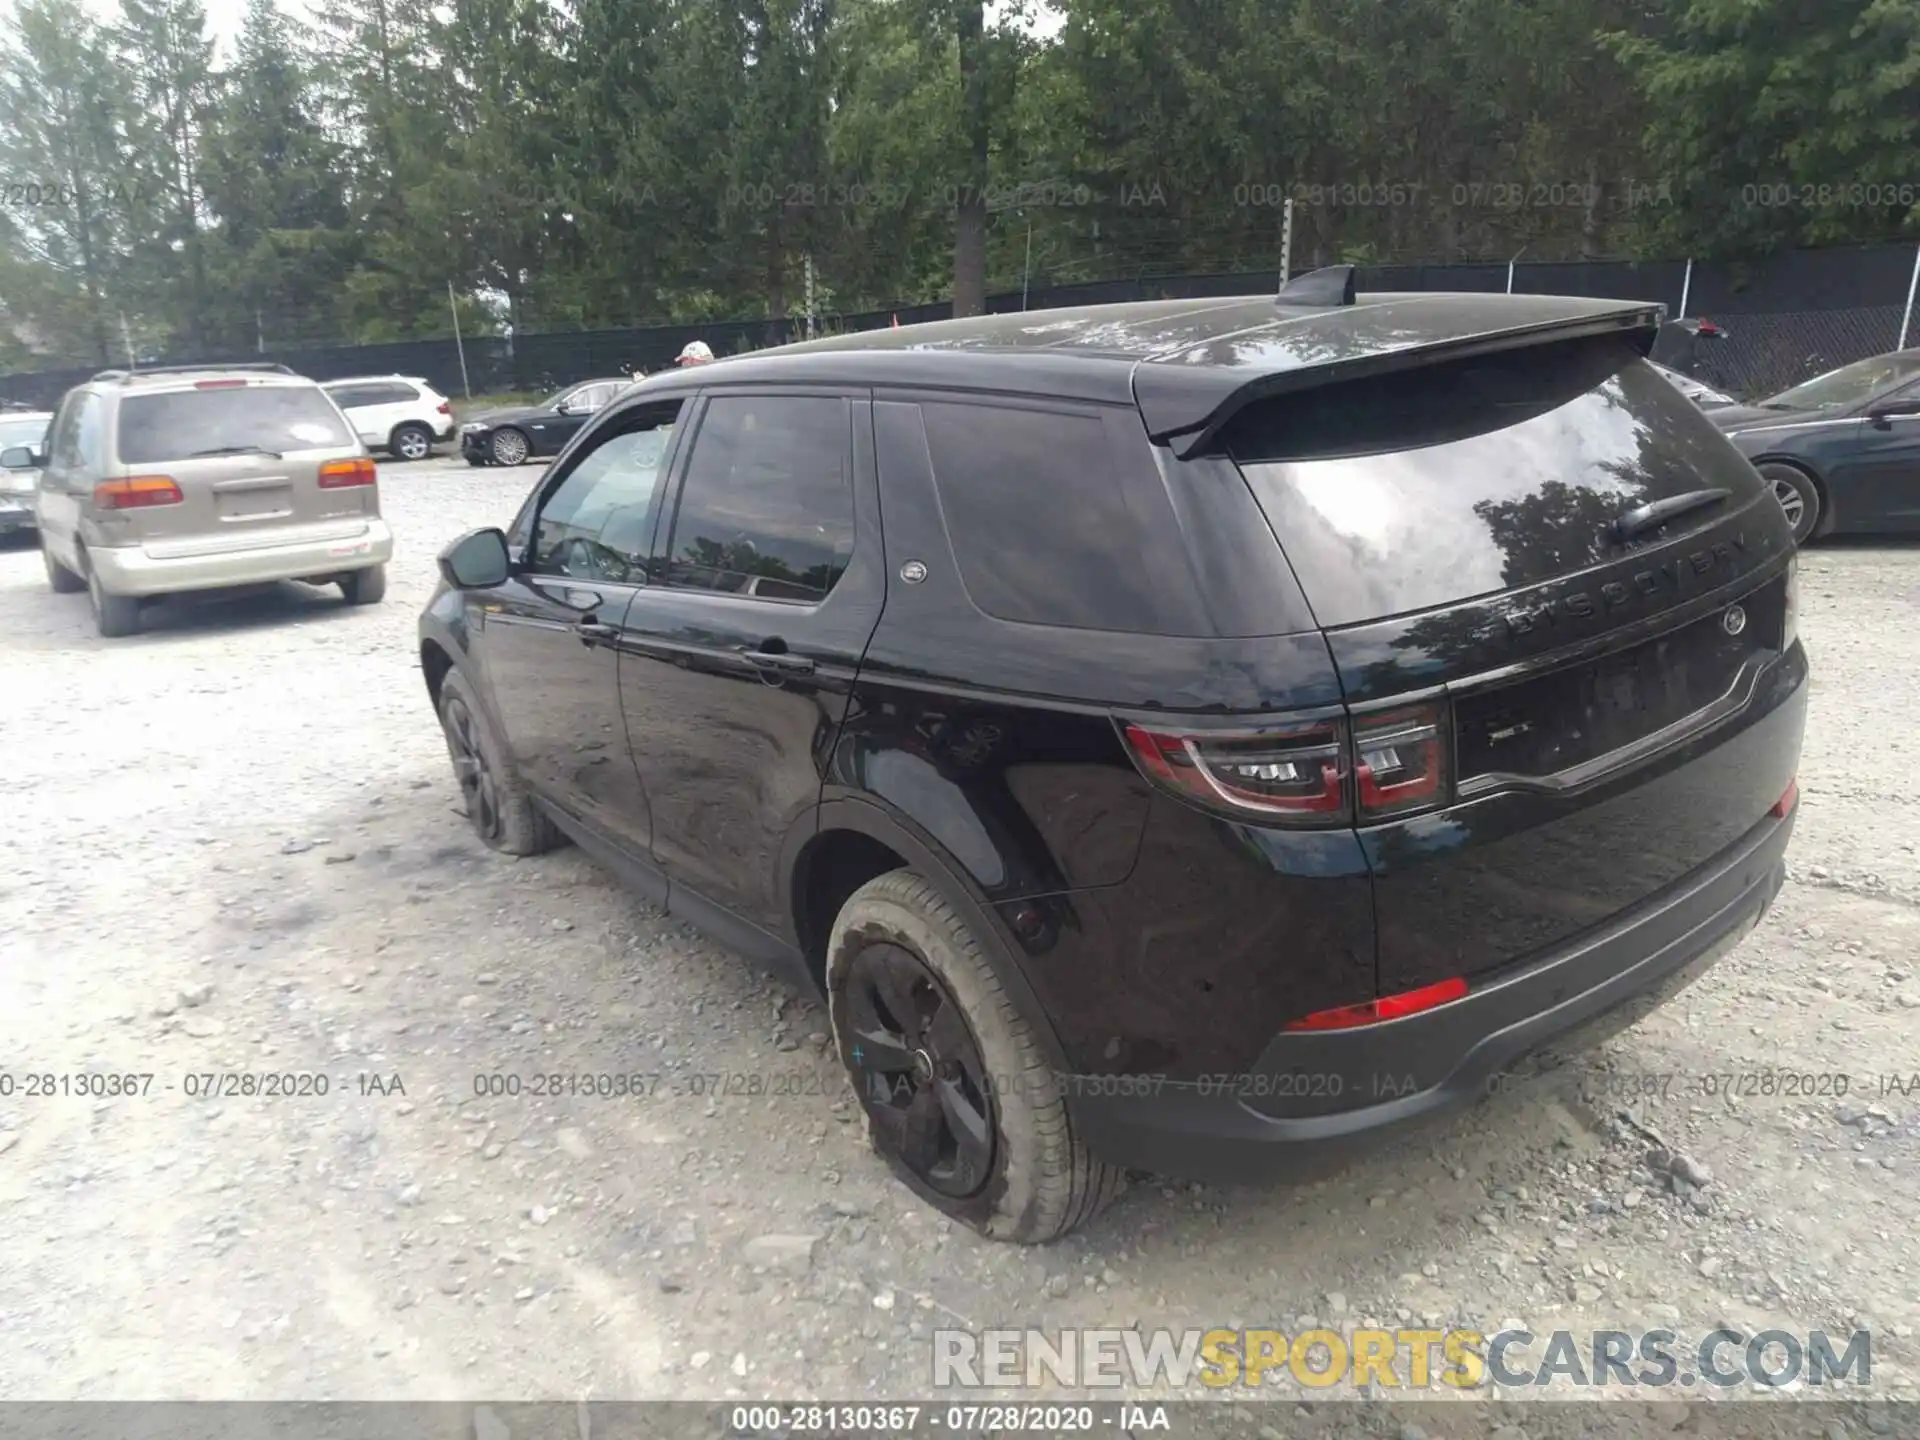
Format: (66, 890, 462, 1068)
(322, 376, 455, 461)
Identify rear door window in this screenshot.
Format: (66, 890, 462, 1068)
(658, 394, 853, 602)
(916, 400, 1206, 635)
(1225, 342, 1766, 628)
(117, 386, 355, 464)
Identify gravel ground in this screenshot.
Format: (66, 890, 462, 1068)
(0, 459, 1916, 1433)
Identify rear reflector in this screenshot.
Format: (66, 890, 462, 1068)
(193, 378, 249, 389)
(1284, 976, 1470, 1032)
(93, 474, 182, 509)
(1771, 780, 1798, 818)
(318, 457, 377, 488)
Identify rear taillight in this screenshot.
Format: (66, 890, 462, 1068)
(1772, 779, 1798, 818)
(436, 401, 452, 415)
(1121, 700, 1453, 827)
(318, 457, 377, 488)
(1354, 704, 1449, 818)
(93, 474, 182, 510)
(1124, 719, 1348, 824)
(1284, 976, 1470, 1031)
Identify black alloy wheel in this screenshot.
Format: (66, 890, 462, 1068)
(841, 940, 996, 1198)
(441, 690, 502, 842)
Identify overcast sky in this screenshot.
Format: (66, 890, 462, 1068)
(74, 0, 1058, 58)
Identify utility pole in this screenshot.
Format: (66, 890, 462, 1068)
(804, 253, 816, 341)
(448, 281, 472, 399)
(1022, 216, 1033, 311)
(1279, 197, 1294, 288)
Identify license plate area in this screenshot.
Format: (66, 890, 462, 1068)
(216, 484, 292, 521)
(1455, 576, 1784, 783)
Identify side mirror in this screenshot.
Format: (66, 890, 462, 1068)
(0, 446, 40, 471)
(554, 399, 573, 415)
(439, 526, 512, 589)
(1868, 399, 1920, 426)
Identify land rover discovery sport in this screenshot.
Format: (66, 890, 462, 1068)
(418, 269, 1806, 1242)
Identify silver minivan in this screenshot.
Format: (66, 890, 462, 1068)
(0, 363, 395, 636)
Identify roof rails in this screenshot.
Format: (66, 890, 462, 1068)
(89, 362, 299, 383)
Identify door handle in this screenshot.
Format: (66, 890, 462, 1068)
(739, 647, 815, 676)
(574, 620, 619, 644)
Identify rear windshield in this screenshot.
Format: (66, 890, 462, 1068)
(116, 386, 355, 465)
(1226, 341, 1760, 628)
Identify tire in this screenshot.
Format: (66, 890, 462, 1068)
(826, 869, 1123, 1244)
(42, 537, 84, 593)
(436, 668, 564, 857)
(389, 422, 434, 461)
(84, 555, 141, 637)
(489, 427, 531, 466)
(341, 564, 387, 605)
(1760, 462, 1822, 545)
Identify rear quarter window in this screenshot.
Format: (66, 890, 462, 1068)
(117, 385, 356, 465)
(916, 399, 1208, 635)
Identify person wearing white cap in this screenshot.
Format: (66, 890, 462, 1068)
(676, 340, 714, 366)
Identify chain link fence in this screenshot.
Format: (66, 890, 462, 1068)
(6, 247, 1918, 409)
(1687, 307, 1910, 400)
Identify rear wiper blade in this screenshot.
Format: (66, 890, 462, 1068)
(1610, 487, 1731, 542)
(187, 444, 283, 459)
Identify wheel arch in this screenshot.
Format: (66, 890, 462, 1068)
(786, 797, 1075, 1075)
(389, 417, 433, 450)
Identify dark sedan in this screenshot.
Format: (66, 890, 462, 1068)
(459, 377, 632, 467)
(1711, 349, 1920, 543)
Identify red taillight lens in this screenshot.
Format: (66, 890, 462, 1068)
(94, 474, 182, 509)
(318, 457, 377, 488)
(1285, 976, 1469, 1032)
(193, 378, 249, 389)
(1354, 703, 1449, 819)
(1771, 780, 1797, 818)
(1124, 720, 1349, 823)
(1121, 702, 1454, 827)
(436, 401, 452, 415)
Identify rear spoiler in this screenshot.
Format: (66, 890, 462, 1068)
(1137, 302, 1662, 460)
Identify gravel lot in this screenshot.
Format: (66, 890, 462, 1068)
(1, 457, 1917, 1427)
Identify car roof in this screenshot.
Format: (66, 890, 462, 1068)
(87, 365, 319, 395)
(622, 287, 1661, 455)
(324, 374, 432, 386)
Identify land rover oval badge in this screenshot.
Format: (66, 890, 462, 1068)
(1722, 604, 1747, 636)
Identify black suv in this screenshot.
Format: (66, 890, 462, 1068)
(419, 269, 1807, 1243)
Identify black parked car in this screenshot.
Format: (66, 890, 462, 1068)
(459, 377, 633, 467)
(1707, 349, 1920, 543)
(419, 269, 1806, 1243)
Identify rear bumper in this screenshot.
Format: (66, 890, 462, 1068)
(90, 519, 395, 598)
(1070, 804, 1794, 1182)
(0, 497, 35, 533)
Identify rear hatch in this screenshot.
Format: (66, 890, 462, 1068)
(1221, 336, 1801, 996)
(107, 380, 374, 551)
